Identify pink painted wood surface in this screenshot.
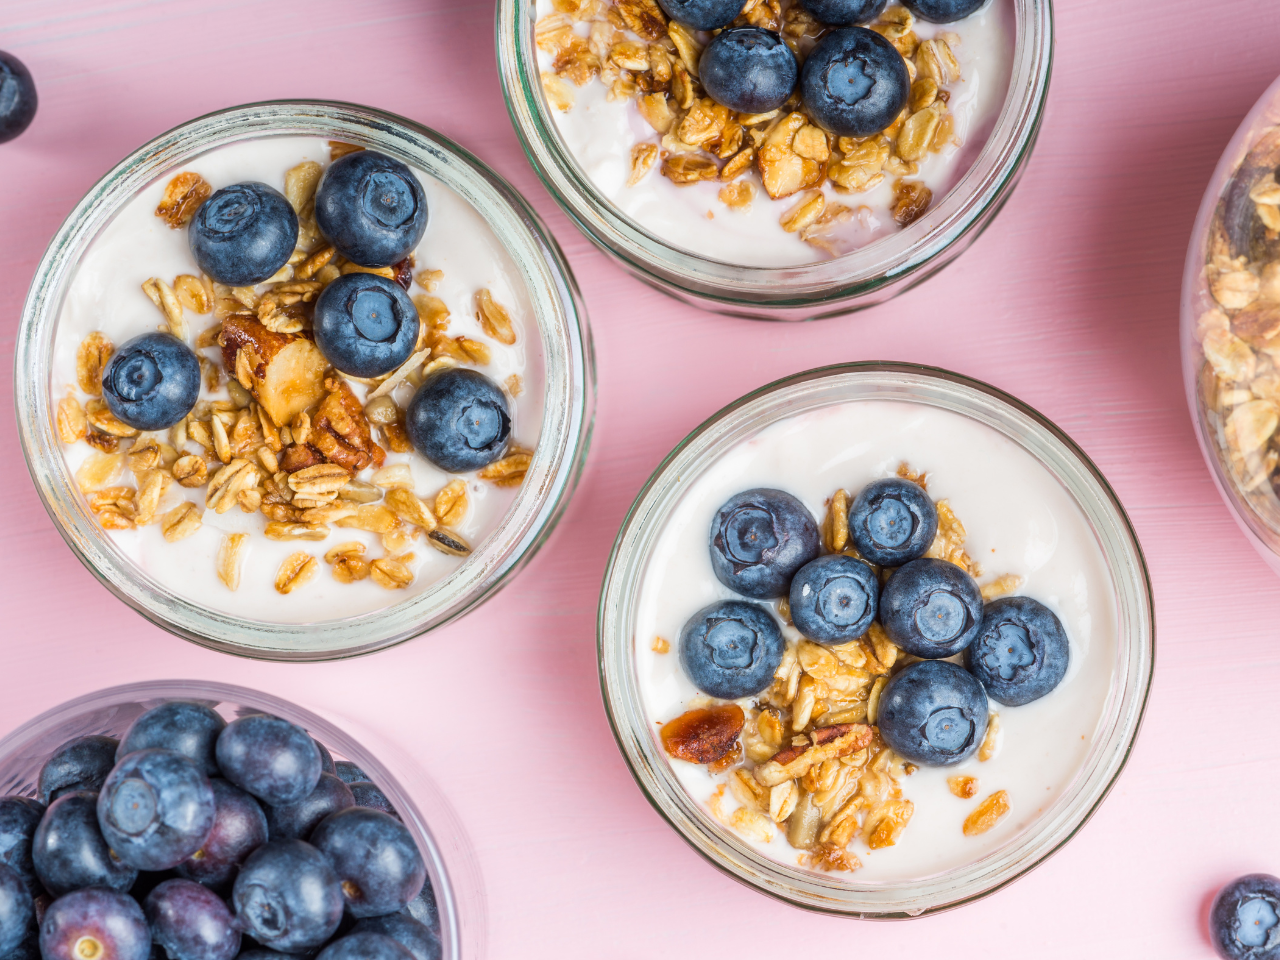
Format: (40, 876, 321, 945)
(2, 1, 1279, 955)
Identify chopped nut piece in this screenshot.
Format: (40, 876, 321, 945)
(792, 124, 830, 162)
(754, 724, 873, 787)
(651, 636, 670, 654)
(758, 113, 825, 200)
(614, 0, 667, 40)
(718, 181, 755, 210)
(155, 172, 211, 228)
(963, 790, 1010, 836)
(660, 704, 745, 764)
(275, 552, 319, 594)
(217, 533, 248, 590)
(948, 775, 979, 799)
(978, 712, 1000, 762)
(370, 558, 414, 589)
(76, 332, 113, 396)
(478, 451, 532, 487)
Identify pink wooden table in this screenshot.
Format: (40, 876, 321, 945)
(3, 1, 1279, 955)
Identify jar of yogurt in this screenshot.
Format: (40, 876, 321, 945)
(598, 363, 1152, 916)
(15, 102, 594, 660)
(498, 0, 1052, 319)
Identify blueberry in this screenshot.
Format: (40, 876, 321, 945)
(312, 274, 418, 379)
(0, 52, 37, 144)
(963, 597, 1070, 707)
(699, 28, 797, 114)
(903, 0, 985, 22)
(39, 737, 120, 806)
(0, 798, 45, 895)
(235, 952, 293, 960)
(40, 888, 150, 960)
(189, 182, 298, 287)
(332, 764, 366, 786)
(33, 792, 138, 896)
(266, 775, 354, 843)
(847, 478, 938, 566)
(798, 0, 888, 24)
(1211, 874, 1280, 959)
(347, 783, 397, 821)
(879, 558, 982, 658)
(313, 743, 336, 779)
(406, 369, 511, 473)
(876, 660, 988, 766)
(215, 716, 322, 808)
(144, 879, 239, 960)
(97, 750, 216, 872)
(709, 489, 820, 600)
(231, 840, 342, 953)
(351, 916, 440, 960)
(0, 864, 33, 958)
(173, 780, 266, 894)
(678, 600, 784, 700)
(310, 809, 424, 919)
(314, 151, 427, 268)
(787, 554, 879, 644)
(316, 933, 414, 960)
(800, 27, 909, 137)
(118, 704, 226, 779)
(101, 332, 201, 432)
(402, 885, 438, 938)
(655, 0, 744, 29)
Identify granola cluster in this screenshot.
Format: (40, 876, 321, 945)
(59, 143, 531, 597)
(657, 465, 1011, 872)
(538, 0, 967, 254)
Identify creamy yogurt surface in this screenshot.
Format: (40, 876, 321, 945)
(52, 136, 544, 623)
(633, 400, 1118, 882)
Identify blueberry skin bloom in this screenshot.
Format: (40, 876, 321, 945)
(679, 600, 785, 700)
(117, 703, 226, 778)
(215, 716, 322, 808)
(406, 369, 511, 473)
(0, 863, 34, 958)
(101, 332, 201, 432)
(800, 27, 910, 138)
(310, 808, 425, 919)
(847, 477, 938, 566)
(964, 596, 1070, 706)
(314, 741, 337, 778)
(39, 736, 120, 805)
(709, 489, 820, 600)
(788, 554, 879, 644)
(189, 182, 298, 287)
(97, 750, 216, 871)
(877, 660, 988, 766)
(904, 0, 986, 22)
(655, 0, 744, 29)
(144, 879, 239, 960)
(333, 763, 367, 786)
(880, 558, 983, 658)
(232, 840, 343, 953)
(798, 0, 888, 24)
(173, 779, 267, 894)
(315, 151, 428, 268)
(266, 774, 354, 842)
(699, 29, 798, 114)
(33, 792, 138, 896)
(316, 933, 416, 960)
(0, 797, 46, 894)
(348, 782, 398, 821)
(40, 888, 151, 960)
(0, 52, 37, 144)
(353, 913, 441, 960)
(312, 273, 419, 379)
(1211, 874, 1280, 960)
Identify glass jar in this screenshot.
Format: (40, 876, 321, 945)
(497, 1, 1053, 320)
(598, 362, 1153, 916)
(1181, 75, 1280, 574)
(14, 101, 594, 660)
(0, 679, 485, 958)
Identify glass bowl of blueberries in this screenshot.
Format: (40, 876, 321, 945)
(0, 680, 480, 960)
(499, 0, 1052, 319)
(598, 362, 1153, 916)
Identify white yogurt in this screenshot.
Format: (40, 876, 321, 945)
(536, 1, 1013, 266)
(52, 136, 544, 624)
(634, 400, 1117, 882)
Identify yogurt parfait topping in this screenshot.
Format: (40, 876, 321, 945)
(53, 137, 543, 623)
(535, 0, 1011, 265)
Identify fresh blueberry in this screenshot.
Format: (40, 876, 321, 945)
(0, 864, 33, 958)
(232, 840, 342, 953)
(101, 332, 201, 432)
(144, 879, 239, 960)
(406, 369, 511, 474)
(655, 0, 744, 29)
(963, 597, 1070, 707)
(798, 0, 888, 24)
(847, 478, 938, 566)
(314, 151, 427, 268)
(235, 952, 293, 960)
(0, 798, 45, 895)
(313, 743, 336, 778)
(879, 558, 982, 658)
(709, 489, 820, 600)
(679, 600, 784, 700)
(118, 704, 226, 779)
(316, 933, 414, 960)
(39, 737, 120, 806)
(0, 52, 37, 144)
(33, 792, 138, 896)
(402, 885, 438, 938)
(215, 716, 322, 808)
(172, 780, 265, 895)
(787, 554, 879, 644)
(347, 783, 397, 821)
(266, 775, 354, 843)
(310, 808, 424, 919)
(332, 764, 366, 786)
(352, 913, 440, 960)
(800, 27, 909, 137)
(698, 29, 797, 113)
(40, 888, 150, 960)
(312, 274, 419, 379)
(97, 749, 216, 872)
(1211, 874, 1280, 960)
(903, 0, 985, 22)
(189, 182, 298, 287)
(876, 660, 988, 766)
